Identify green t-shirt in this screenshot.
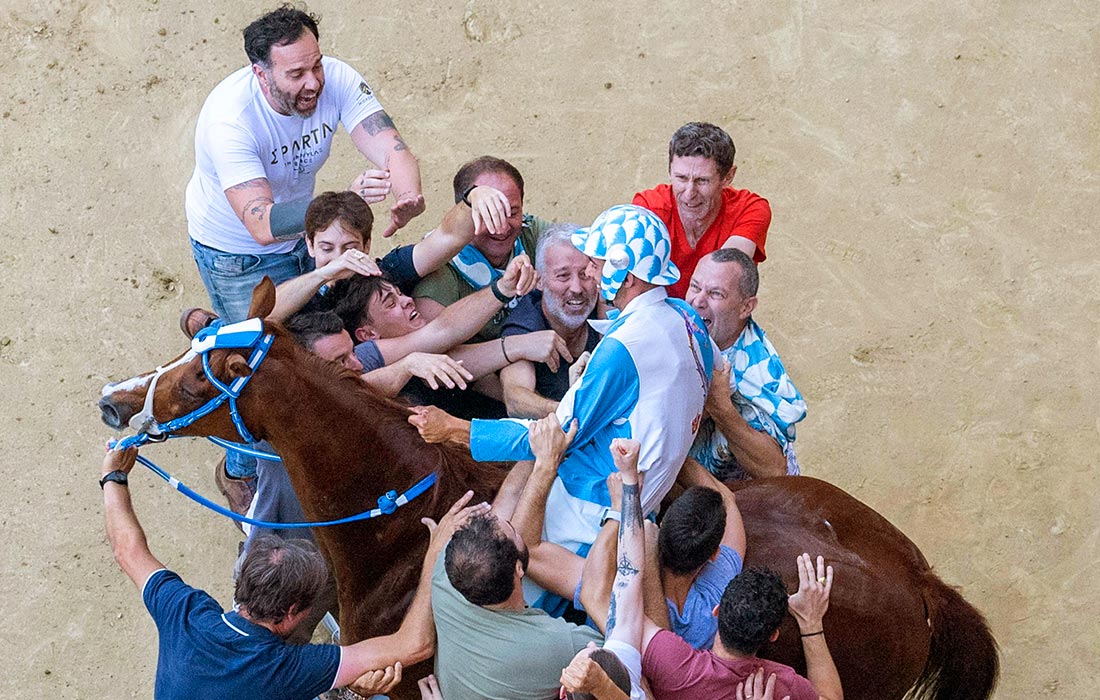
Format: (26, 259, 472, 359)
(431, 551, 602, 700)
(413, 214, 553, 342)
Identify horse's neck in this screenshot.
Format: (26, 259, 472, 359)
(243, 353, 413, 515)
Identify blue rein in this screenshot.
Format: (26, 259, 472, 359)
(110, 317, 436, 529)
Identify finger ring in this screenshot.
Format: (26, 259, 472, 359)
(818, 576, 827, 584)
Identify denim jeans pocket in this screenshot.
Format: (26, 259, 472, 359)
(210, 252, 263, 275)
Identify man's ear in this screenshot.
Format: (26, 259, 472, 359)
(354, 325, 377, 343)
(723, 164, 737, 187)
(515, 559, 525, 579)
(740, 296, 758, 321)
(769, 628, 780, 643)
(712, 604, 720, 619)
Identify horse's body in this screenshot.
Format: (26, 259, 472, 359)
(98, 281, 997, 700)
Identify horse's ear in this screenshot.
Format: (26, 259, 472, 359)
(225, 354, 253, 380)
(249, 277, 277, 320)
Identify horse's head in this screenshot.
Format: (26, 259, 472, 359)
(98, 278, 277, 441)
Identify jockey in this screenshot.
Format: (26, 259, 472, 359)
(467, 204, 719, 554)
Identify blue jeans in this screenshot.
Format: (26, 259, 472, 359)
(190, 238, 314, 323)
(190, 238, 314, 477)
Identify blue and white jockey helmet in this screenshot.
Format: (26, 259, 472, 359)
(571, 204, 680, 302)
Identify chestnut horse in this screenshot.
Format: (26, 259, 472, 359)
(98, 280, 997, 700)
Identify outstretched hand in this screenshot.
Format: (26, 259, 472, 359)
(497, 254, 537, 298)
(316, 248, 381, 283)
(408, 405, 468, 445)
(103, 442, 138, 477)
(787, 553, 833, 633)
(382, 191, 427, 238)
(737, 668, 790, 700)
(404, 353, 473, 390)
(468, 185, 511, 237)
(421, 490, 490, 548)
(350, 662, 403, 697)
(348, 168, 391, 204)
(528, 413, 577, 468)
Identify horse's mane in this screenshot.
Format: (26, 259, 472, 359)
(268, 325, 508, 496)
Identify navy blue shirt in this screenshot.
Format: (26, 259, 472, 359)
(143, 569, 340, 700)
(501, 290, 601, 401)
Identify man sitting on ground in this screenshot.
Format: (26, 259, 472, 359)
(414, 156, 555, 342)
(500, 223, 602, 418)
(99, 444, 487, 700)
(686, 249, 806, 480)
(633, 122, 771, 299)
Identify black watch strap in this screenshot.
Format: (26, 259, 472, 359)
(461, 184, 478, 207)
(100, 470, 129, 489)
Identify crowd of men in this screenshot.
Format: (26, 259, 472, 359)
(99, 5, 836, 700)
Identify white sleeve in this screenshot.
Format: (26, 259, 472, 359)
(207, 120, 267, 191)
(602, 639, 647, 700)
(327, 58, 385, 132)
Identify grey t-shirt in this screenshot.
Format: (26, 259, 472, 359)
(431, 551, 602, 700)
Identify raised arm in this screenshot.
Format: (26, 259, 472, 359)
(676, 456, 747, 560)
(705, 359, 787, 478)
(375, 255, 538, 365)
(271, 249, 381, 321)
(606, 439, 645, 649)
(349, 111, 424, 238)
(788, 554, 843, 700)
(410, 186, 512, 278)
(334, 492, 489, 688)
(101, 446, 164, 589)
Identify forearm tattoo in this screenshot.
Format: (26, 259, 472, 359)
(243, 196, 273, 223)
(393, 134, 409, 152)
(621, 483, 643, 531)
(359, 110, 397, 136)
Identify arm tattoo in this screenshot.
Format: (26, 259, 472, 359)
(393, 134, 409, 152)
(620, 483, 643, 531)
(226, 177, 269, 192)
(606, 586, 618, 634)
(358, 110, 397, 136)
(616, 555, 639, 579)
(243, 196, 274, 223)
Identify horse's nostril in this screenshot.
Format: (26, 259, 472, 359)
(98, 396, 130, 429)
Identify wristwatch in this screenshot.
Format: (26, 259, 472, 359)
(599, 508, 621, 528)
(99, 471, 129, 489)
(461, 184, 478, 207)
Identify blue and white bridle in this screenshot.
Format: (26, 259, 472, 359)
(113, 318, 274, 450)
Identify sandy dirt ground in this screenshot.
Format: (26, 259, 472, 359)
(2, 0, 1097, 697)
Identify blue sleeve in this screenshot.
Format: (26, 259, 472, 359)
(558, 337, 640, 448)
(143, 570, 216, 625)
(469, 337, 639, 465)
(695, 545, 743, 599)
(378, 244, 421, 295)
(470, 417, 536, 462)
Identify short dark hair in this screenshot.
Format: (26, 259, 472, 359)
(716, 567, 789, 655)
(285, 311, 346, 352)
(707, 248, 759, 298)
(234, 535, 329, 623)
(567, 649, 631, 700)
(668, 122, 736, 177)
(658, 486, 726, 574)
(452, 156, 524, 203)
(305, 191, 374, 244)
(444, 513, 521, 606)
(243, 4, 320, 67)
(332, 274, 395, 337)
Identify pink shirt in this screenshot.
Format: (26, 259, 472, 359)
(642, 630, 817, 700)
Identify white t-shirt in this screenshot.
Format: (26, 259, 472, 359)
(185, 56, 384, 255)
(604, 639, 647, 700)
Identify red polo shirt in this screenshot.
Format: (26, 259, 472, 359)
(633, 184, 771, 299)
